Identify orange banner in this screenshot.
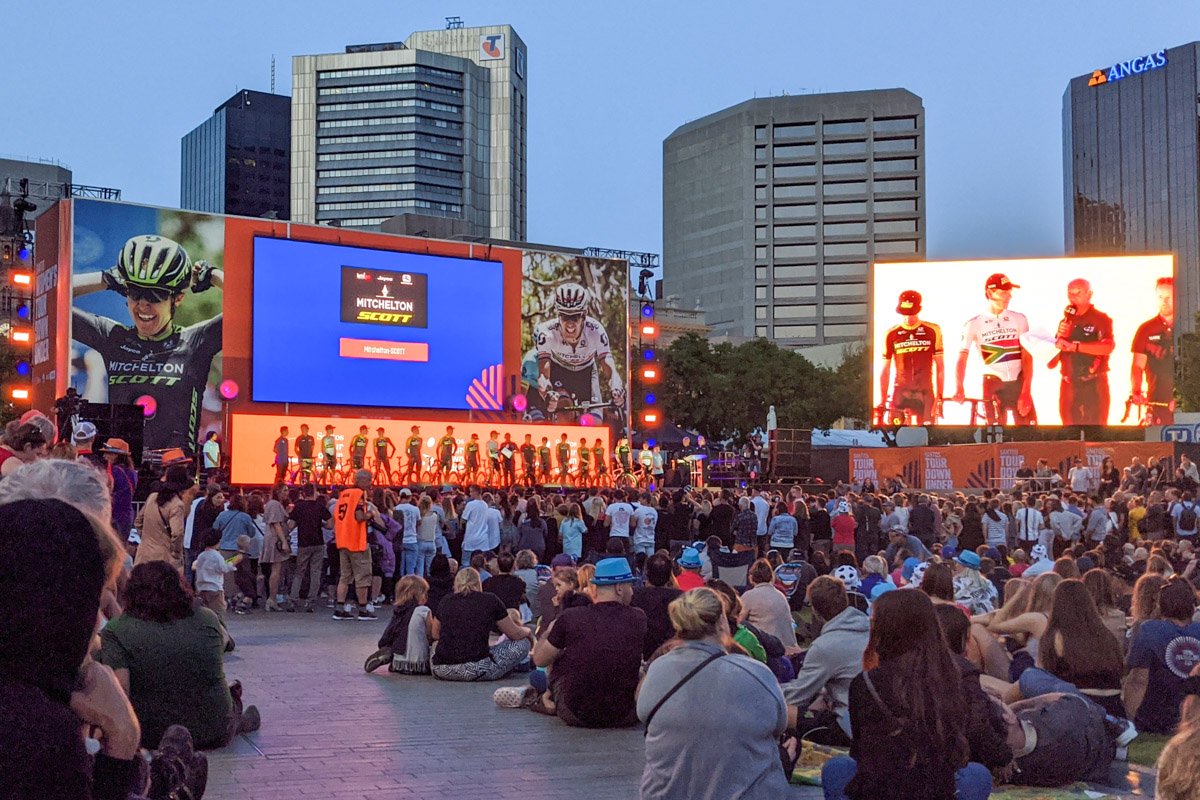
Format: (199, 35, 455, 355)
(849, 448, 921, 489)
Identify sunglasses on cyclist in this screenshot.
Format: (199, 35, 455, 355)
(560, 313, 584, 323)
(127, 286, 174, 304)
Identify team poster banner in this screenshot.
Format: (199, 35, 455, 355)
(871, 256, 1174, 427)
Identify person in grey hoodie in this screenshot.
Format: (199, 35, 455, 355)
(782, 575, 870, 746)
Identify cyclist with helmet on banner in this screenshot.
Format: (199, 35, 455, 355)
(527, 282, 625, 423)
(878, 289, 944, 425)
(72, 234, 223, 454)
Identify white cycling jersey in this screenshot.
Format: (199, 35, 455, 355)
(535, 316, 612, 372)
(960, 309, 1029, 383)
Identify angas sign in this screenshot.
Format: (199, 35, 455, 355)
(1089, 49, 1168, 87)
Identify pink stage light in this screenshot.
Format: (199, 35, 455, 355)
(579, 413, 598, 427)
(134, 394, 157, 419)
(511, 394, 528, 412)
(219, 379, 240, 400)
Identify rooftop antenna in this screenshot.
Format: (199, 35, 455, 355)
(271, 55, 276, 94)
(446, 15, 464, 29)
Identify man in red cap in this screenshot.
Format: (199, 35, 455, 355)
(879, 290, 943, 425)
(953, 272, 1034, 425)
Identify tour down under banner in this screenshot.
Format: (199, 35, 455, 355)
(847, 442, 1173, 491)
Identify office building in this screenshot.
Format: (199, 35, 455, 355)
(181, 90, 292, 219)
(1064, 41, 1199, 330)
(663, 89, 925, 348)
(291, 24, 527, 239)
(0, 158, 73, 223)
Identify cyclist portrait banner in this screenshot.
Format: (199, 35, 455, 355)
(520, 250, 630, 436)
(69, 199, 225, 455)
(870, 255, 1174, 427)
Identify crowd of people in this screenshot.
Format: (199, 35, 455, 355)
(4, 406, 1200, 799)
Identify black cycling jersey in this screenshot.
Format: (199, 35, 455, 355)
(73, 309, 222, 453)
(296, 435, 315, 459)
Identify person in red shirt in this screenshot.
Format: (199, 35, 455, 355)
(676, 548, 706, 590)
(831, 501, 857, 555)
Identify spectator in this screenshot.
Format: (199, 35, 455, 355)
(820, 590, 991, 800)
(332, 470, 381, 621)
(740, 558, 798, 648)
(512, 550, 542, 619)
(482, 551, 528, 611)
(365, 575, 433, 674)
(289, 483, 331, 612)
(559, 502, 586, 560)
(528, 558, 647, 727)
(99, 561, 260, 749)
(768, 500, 798, 559)
(430, 567, 534, 681)
(535, 553, 577, 634)
(631, 553, 683, 660)
(0, 420, 49, 477)
(638, 587, 790, 799)
(675, 547, 705, 590)
(731, 496, 758, 553)
(1155, 664, 1200, 800)
(1125, 578, 1200, 734)
(100, 438, 136, 541)
(782, 575, 869, 746)
(516, 497, 548, 561)
(134, 470, 194, 572)
(1082, 568, 1127, 646)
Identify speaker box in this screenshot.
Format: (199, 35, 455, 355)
(58, 402, 146, 465)
(771, 428, 812, 475)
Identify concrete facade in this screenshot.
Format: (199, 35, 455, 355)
(663, 90, 925, 348)
(291, 25, 526, 240)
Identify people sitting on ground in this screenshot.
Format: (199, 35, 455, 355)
(631, 553, 683, 661)
(365, 575, 433, 674)
(1125, 577, 1200, 734)
(820, 590, 992, 800)
(638, 587, 791, 800)
(524, 557, 647, 727)
(740, 558, 798, 650)
(858, 554, 891, 598)
(675, 547, 705, 590)
(512, 550, 541, 619)
(952, 550, 998, 615)
(972, 571, 1061, 682)
(1155, 664, 1200, 800)
(782, 574, 869, 747)
(535, 553, 577, 634)
(100, 560, 260, 750)
(1022, 543, 1055, 578)
(482, 551, 528, 611)
(429, 567, 534, 681)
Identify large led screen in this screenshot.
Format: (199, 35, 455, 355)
(252, 237, 504, 409)
(870, 256, 1174, 427)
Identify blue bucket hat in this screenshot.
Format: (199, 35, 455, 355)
(957, 551, 982, 570)
(678, 547, 702, 569)
(901, 557, 920, 581)
(593, 557, 636, 585)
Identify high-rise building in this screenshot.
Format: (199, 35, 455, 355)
(1064, 41, 1198, 330)
(662, 90, 925, 349)
(181, 90, 292, 219)
(291, 24, 527, 239)
(0, 157, 73, 223)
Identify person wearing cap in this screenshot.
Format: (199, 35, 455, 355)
(1054, 278, 1115, 425)
(529, 557, 646, 727)
(101, 438, 138, 540)
(676, 547, 705, 591)
(952, 273, 1034, 425)
(72, 420, 106, 472)
(1022, 543, 1055, 578)
(952, 550, 997, 616)
(879, 289, 944, 425)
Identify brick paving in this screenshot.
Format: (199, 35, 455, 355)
(209, 606, 1154, 799)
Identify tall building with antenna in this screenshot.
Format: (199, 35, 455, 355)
(181, 89, 292, 219)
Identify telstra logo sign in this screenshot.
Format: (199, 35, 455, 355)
(1088, 49, 1168, 87)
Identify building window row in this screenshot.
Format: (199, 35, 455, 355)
(317, 198, 463, 213)
(317, 114, 460, 131)
(317, 64, 460, 81)
(317, 164, 460, 179)
(318, 130, 461, 148)
(318, 80, 463, 98)
(318, 98, 461, 114)
(317, 148, 462, 165)
(317, 109, 461, 130)
(756, 117, 917, 141)
(316, 181, 461, 198)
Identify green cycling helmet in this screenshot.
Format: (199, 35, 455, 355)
(117, 235, 192, 292)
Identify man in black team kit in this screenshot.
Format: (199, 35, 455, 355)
(500, 433, 517, 485)
(556, 434, 572, 483)
(577, 437, 592, 484)
(295, 424, 316, 484)
(879, 290, 944, 425)
(538, 437, 553, 482)
(1130, 277, 1174, 425)
(372, 427, 395, 484)
(71, 235, 223, 453)
(405, 426, 423, 484)
(520, 434, 538, 486)
(437, 426, 457, 482)
(273, 426, 290, 485)
(464, 433, 482, 483)
(1055, 278, 1115, 425)
(350, 425, 370, 471)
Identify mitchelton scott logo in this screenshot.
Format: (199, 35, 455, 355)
(1089, 49, 1168, 87)
(480, 34, 504, 60)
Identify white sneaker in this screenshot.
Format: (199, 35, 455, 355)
(493, 686, 525, 708)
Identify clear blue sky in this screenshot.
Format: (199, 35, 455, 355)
(4, 1, 1194, 259)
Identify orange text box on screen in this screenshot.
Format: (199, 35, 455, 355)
(338, 338, 429, 362)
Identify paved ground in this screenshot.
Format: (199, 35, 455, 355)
(209, 607, 1155, 800)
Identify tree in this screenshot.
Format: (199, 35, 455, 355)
(1177, 312, 1200, 413)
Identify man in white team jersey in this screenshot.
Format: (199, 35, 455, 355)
(953, 273, 1035, 425)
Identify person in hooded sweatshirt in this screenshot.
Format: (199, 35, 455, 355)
(782, 575, 870, 747)
(0, 498, 143, 800)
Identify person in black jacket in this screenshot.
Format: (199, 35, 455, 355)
(821, 590, 992, 800)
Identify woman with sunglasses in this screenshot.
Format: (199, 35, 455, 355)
(72, 234, 223, 455)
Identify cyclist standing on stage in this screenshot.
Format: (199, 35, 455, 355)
(592, 438, 607, 482)
(530, 283, 625, 422)
(321, 425, 338, 484)
(500, 433, 517, 486)
(1131, 277, 1174, 425)
(953, 273, 1034, 425)
(879, 290, 944, 425)
(464, 433, 482, 483)
(437, 426, 457, 482)
(537, 437, 552, 483)
(350, 425, 370, 471)
(578, 437, 592, 484)
(295, 424, 316, 484)
(617, 437, 633, 474)
(71, 235, 223, 453)
(486, 431, 501, 485)
(272, 426, 290, 485)
(556, 433, 571, 483)
(372, 427, 394, 484)
(520, 434, 537, 486)
(404, 426, 422, 484)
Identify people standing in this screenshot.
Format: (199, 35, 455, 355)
(332, 470, 380, 621)
(260, 485, 293, 612)
(289, 483, 330, 612)
(102, 438, 137, 542)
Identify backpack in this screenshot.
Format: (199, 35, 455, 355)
(1139, 504, 1169, 535)
(1178, 502, 1197, 532)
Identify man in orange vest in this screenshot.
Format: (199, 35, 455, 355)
(333, 469, 381, 620)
